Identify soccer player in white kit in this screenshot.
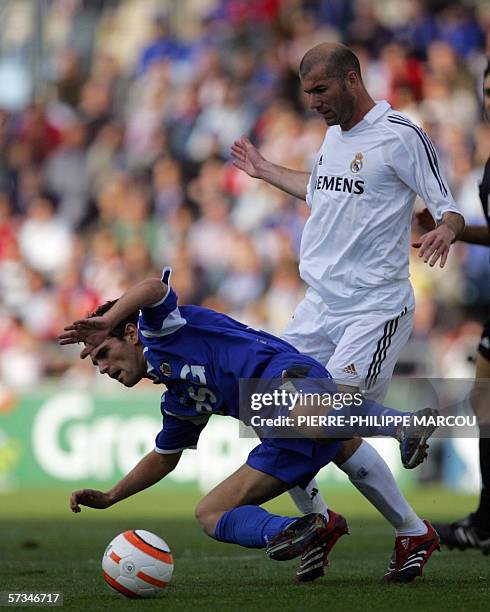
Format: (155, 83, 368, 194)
(232, 42, 465, 580)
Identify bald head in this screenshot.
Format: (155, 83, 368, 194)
(299, 43, 362, 82)
(299, 42, 374, 130)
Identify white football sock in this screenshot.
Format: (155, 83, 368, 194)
(289, 479, 329, 520)
(339, 440, 427, 536)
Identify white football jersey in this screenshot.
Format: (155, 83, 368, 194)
(301, 100, 462, 314)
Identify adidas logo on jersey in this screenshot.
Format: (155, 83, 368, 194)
(314, 175, 365, 194)
(342, 363, 357, 375)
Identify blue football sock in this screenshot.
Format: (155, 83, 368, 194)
(324, 399, 408, 438)
(288, 377, 408, 439)
(213, 505, 297, 548)
(351, 399, 407, 437)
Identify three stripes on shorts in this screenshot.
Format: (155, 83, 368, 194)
(366, 306, 408, 390)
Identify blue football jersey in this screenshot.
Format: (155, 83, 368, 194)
(138, 269, 325, 454)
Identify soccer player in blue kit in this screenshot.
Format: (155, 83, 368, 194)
(59, 269, 440, 583)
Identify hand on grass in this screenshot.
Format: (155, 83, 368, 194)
(70, 489, 112, 513)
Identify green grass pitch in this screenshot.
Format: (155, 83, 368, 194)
(1, 487, 488, 611)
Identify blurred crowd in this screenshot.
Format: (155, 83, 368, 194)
(0, 0, 489, 390)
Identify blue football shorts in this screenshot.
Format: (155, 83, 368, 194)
(245, 352, 341, 488)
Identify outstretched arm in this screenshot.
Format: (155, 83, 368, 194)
(70, 450, 182, 513)
(59, 277, 167, 356)
(93, 277, 167, 331)
(231, 136, 310, 200)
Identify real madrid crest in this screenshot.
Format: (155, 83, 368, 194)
(350, 152, 363, 173)
(159, 362, 172, 377)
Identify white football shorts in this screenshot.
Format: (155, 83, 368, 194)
(281, 287, 414, 403)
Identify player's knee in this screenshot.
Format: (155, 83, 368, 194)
(195, 499, 222, 537)
(194, 499, 210, 533)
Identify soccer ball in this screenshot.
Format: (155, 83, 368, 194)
(102, 530, 174, 598)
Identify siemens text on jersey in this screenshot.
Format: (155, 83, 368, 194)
(314, 175, 365, 194)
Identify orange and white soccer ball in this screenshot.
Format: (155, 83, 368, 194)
(102, 530, 174, 598)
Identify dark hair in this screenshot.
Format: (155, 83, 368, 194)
(88, 300, 139, 339)
(485, 59, 490, 80)
(300, 46, 362, 82)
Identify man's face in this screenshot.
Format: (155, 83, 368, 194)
(89, 334, 146, 387)
(484, 74, 490, 121)
(301, 65, 356, 127)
